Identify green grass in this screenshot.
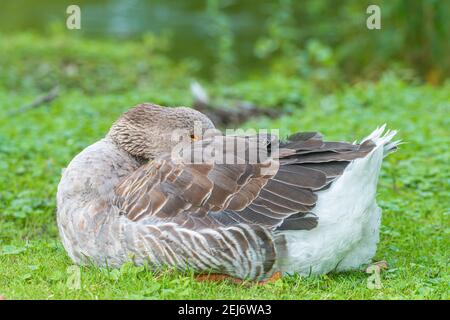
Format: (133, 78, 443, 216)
(0, 33, 449, 299)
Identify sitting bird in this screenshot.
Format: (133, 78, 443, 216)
(57, 103, 399, 282)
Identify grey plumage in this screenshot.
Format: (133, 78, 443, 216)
(57, 103, 378, 281)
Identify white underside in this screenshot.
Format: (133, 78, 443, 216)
(278, 127, 396, 275)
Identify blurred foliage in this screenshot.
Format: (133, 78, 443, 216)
(253, 0, 450, 85)
(0, 30, 193, 95)
(206, 0, 236, 81)
(0, 0, 448, 85)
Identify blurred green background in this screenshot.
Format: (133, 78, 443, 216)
(1, 0, 449, 83)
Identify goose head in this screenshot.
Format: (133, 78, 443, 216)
(108, 103, 216, 160)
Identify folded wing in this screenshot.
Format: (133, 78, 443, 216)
(113, 132, 375, 231)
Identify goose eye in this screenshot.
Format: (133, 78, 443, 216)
(190, 134, 198, 141)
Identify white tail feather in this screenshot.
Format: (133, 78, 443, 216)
(362, 125, 401, 157)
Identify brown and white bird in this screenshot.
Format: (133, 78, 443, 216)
(57, 103, 399, 281)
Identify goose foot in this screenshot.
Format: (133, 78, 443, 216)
(257, 271, 282, 284)
(195, 273, 242, 284)
(195, 271, 282, 285)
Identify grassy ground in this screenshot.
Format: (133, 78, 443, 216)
(0, 33, 449, 299)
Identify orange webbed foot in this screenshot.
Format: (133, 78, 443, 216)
(257, 271, 282, 285)
(195, 271, 282, 285)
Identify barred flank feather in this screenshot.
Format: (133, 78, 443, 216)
(123, 220, 282, 280)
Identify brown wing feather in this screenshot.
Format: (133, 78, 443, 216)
(113, 135, 278, 224)
(206, 132, 375, 230)
(114, 131, 375, 231)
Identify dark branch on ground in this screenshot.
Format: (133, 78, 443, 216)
(8, 86, 59, 116)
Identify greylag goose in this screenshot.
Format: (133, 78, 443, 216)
(57, 103, 399, 281)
